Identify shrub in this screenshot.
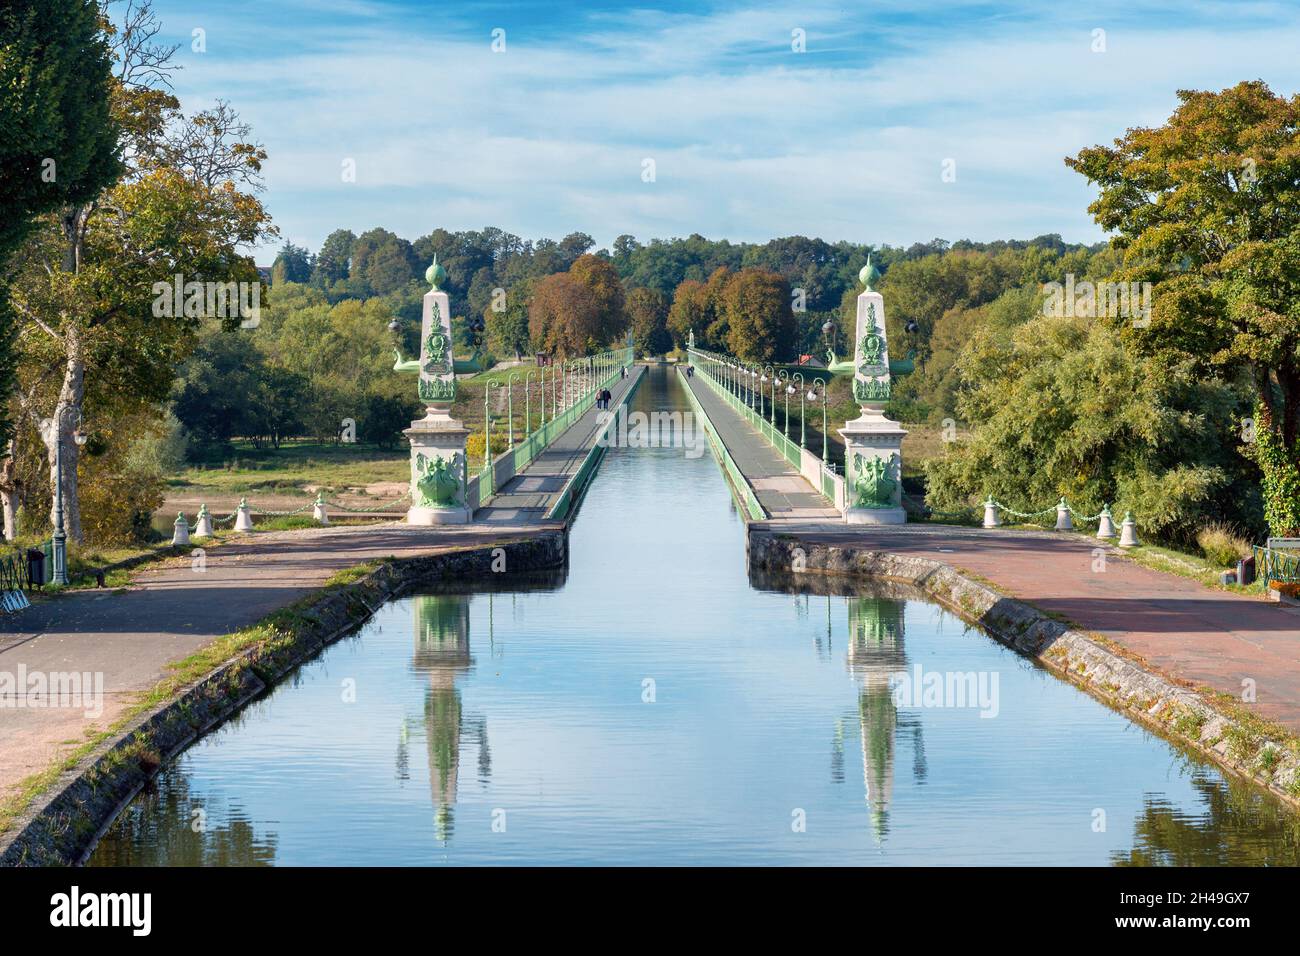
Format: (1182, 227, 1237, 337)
(1196, 522, 1251, 568)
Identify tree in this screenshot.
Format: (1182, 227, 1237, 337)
(0, 0, 121, 532)
(627, 287, 671, 356)
(529, 273, 598, 357)
(4, 1, 273, 542)
(568, 253, 627, 345)
(1067, 80, 1300, 536)
(721, 268, 794, 363)
(924, 312, 1255, 544)
(350, 228, 417, 295)
(667, 279, 706, 349)
(271, 241, 312, 285)
(485, 280, 532, 360)
(312, 228, 354, 288)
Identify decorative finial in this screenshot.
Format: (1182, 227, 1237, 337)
(859, 254, 880, 292)
(425, 255, 447, 290)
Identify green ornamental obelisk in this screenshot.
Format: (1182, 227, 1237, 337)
(840, 255, 907, 524)
(393, 257, 471, 524)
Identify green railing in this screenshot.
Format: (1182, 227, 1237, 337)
(547, 369, 645, 521)
(678, 366, 766, 521)
(1254, 545, 1300, 584)
(687, 347, 838, 510)
(474, 346, 633, 509)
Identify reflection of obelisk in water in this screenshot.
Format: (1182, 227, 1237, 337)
(410, 594, 479, 843)
(846, 596, 907, 843)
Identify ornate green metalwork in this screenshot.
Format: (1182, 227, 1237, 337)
(859, 254, 881, 292)
(419, 376, 456, 402)
(854, 377, 891, 402)
(424, 326, 451, 374)
(852, 453, 898, 509)
(858, 304, 885, 371)
(414, 452, 462, 508)
(425, 255, 447, 290)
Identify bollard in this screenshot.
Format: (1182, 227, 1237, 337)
(313, 492, 330, 525)
(1118, 512, 1139, 548)
(194, 503, 213, 538)
(982, 496, 1001, 528)
(172, 511, 190, 546)
(1055, 497, 1073, 531)
(1096, 504, 1115, 539)
(234, 497, 255, 532)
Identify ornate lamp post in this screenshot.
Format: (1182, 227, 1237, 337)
(808, 379, 828, 462)
(779, 371, 792, 437)
(46, 408, 88, 586)
(762, 365, 777, 426)
(506, 373, 523, 449)
(790, 373, 806, 447)
(524, 370, 537, 434)
(483, 380, 503, 471)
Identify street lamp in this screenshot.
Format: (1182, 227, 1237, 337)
(484, 381, 504, 473)
(524, 370, 537, 434)
(779, 371, 793, 437)
(46, 407, 87, 586)
(505, 373, 522, 449)
(808, 379, 828, 462)
(790, 372, 806, 446)
(762, 365, 777, 426)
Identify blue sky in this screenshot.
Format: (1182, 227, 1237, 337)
(151, 0, 1300, 259)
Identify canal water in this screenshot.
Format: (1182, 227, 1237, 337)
(90, 367, 1300, 866)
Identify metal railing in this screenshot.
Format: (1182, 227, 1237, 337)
(1254, 545, 1300, 584)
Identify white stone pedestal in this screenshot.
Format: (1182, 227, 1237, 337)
(404, 274, 471, 525)
(841, 413, 908, 525)
(406, 415, 471, 525)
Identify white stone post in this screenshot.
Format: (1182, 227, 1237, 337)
(172, 512, 190, 546)
(194, 504, 213, 538)
(840, 257, 906, 525)
(404, 258, 471, 525)
(1055, 497, 1073, 531)
(234, 497, 255, 532)
(983, 496, 1001, 528)
(1096, 505, 1115, 539)
(1118, 512, 1140, 548)
(313, 492, 330, 525)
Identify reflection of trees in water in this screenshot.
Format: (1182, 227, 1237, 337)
(1115, 767, 1300, 866)
(88, 767, 277, 867)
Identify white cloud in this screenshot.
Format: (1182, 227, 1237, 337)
(155, 0, 1300, 253)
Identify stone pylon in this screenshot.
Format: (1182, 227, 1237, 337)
(839, 256, 907, 524)
(397, 257, 471, 525)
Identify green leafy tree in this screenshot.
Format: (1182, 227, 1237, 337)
(1067, 80, 1300, 536)
(627, 287, 671, 356)
(485, 280, 532, 360)
(6, 7, 273, 542)
(312, 228, 354, 288)
(271, 241, 312, 285)
(924, 313, 1255, 544)
(0, 0, 120, 534)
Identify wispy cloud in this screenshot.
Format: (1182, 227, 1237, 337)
(154, 0, 1300, 255)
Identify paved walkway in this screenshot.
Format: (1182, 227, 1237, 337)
(756, 520, 1300, 733)
(680, 370, 839, 520)
(0, 520, 555, 803)
(476, 366, 645, 523)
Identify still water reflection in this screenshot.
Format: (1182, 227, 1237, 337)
(90, 368, 1300, 866)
